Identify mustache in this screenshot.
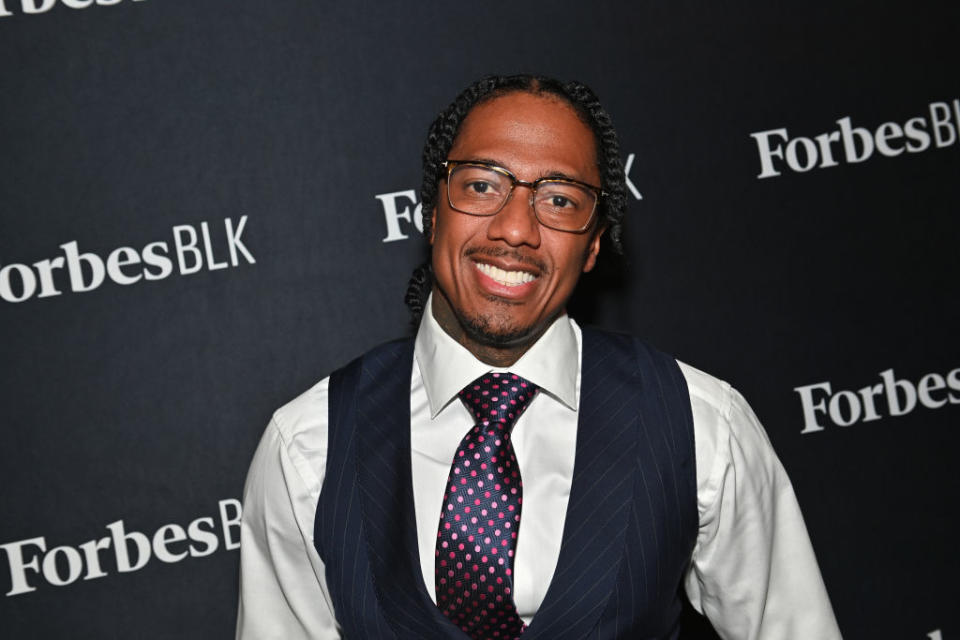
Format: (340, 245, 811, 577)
(464, 246, 549, 273)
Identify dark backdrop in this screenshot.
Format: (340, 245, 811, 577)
(1, 2, 957, 638)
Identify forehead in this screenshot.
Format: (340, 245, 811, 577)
(449, 92, 600, 183)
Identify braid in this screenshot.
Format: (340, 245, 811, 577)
(405, 74, 629, 324)
(403, 261, 433, 325)
(559, 80, 628, 255)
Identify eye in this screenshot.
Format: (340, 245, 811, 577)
(536, 184, 585, 213)
(450, 165, 507, 201)
(468, 181, 493, 194)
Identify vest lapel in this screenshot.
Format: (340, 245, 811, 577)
(523, 328, 639, 639)
(354, 340, 467, 639)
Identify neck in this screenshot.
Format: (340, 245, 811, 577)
(430, 285, 553, 368)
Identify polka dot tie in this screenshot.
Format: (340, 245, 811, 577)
(435, 372, 539, 640)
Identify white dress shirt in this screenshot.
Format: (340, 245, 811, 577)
(237, 303, 842, 639)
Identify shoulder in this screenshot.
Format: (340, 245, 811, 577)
(677, 360, 780, 500)
(270, 337, 415, 450)
(677, 361, 735, 422)
(246, 376, 332, 500)
(678, 361, 736, 483)
(579, 325, 679, 375)
(240, 375, 333, 529)
(678, 358, 765, 431)
(678, 360, 772, 446)
(271, 376, 331, 449)
(578, 325, 740, 418)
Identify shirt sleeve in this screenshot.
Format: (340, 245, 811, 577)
(683, 377, 842, 640)
(236, 378, 340, 639)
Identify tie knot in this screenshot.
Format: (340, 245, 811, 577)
(458, 372, 539, 429)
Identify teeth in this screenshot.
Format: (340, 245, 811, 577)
(475, 262, 536, 286)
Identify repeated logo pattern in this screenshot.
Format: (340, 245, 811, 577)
(435, 373, 539, 639)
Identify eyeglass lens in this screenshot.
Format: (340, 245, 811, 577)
(448, 164, 596, 231)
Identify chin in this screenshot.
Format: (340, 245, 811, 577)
(457, 308, 546, 349)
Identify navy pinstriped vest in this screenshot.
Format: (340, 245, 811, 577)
(314, 327, 697, 639)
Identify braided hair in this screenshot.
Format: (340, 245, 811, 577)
(404, 74, 628, 324)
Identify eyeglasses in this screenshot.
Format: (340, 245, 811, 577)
(441, 160, 606, 233)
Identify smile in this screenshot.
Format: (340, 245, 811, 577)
(474, 262, 538, 287)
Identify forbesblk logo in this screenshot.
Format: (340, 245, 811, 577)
(750, 99, 960, 178)
(794, 366, 960, 434)
(376, 153, 645, 243)
(0, 216, 255, 304)
(0, 0, 145, 18)
(1, 499, 241, 596)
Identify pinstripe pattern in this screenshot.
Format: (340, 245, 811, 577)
(318, 339, 462, 639)
(315, 349, 388, 638)
(316, 329, 696, 639)
(588, 336, 697, 640)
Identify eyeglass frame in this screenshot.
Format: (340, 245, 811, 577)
(440, 160, 607, 233)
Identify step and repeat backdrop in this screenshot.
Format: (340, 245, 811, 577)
(1, 2, 957, 639)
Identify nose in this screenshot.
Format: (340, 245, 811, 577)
(486, 186, 541, 248)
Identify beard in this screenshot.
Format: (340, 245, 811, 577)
(452, 295, 559, 349)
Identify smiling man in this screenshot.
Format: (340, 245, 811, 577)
(429, 91, 604, 365)
(237, 75, 842, 640)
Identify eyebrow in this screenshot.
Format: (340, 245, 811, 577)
(461, 157, 584, 183)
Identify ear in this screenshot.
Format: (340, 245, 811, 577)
(428, 207, 437, 245)
(582, 224, 605, 273)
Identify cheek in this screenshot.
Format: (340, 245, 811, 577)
(435, 212, 485, 252)
(431, 215, 473, 280)
(547, 239, 593, 282)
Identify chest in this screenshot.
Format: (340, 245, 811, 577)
(315, 331, 697, 639)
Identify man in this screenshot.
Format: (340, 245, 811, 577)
(237, 75, 842, 639)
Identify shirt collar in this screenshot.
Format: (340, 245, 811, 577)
(414, 292, 580, 418)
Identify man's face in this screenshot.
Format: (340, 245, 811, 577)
(430, 91, 603, 349)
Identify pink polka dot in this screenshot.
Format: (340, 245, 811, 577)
(439, 373, 537, 635)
